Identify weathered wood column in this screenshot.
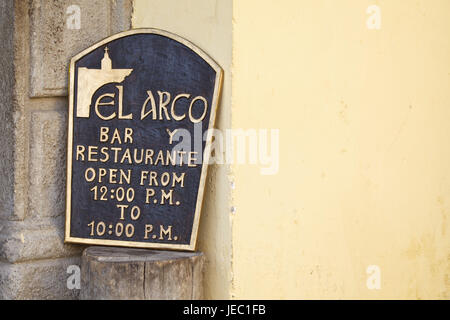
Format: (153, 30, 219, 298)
(80, 246, 205, 300)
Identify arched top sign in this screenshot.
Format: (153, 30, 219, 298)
(70, 28, 222, 74)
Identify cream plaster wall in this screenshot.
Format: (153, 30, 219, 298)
(133, 0, 450, 299)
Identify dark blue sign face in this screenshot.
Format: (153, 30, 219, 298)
(65, 29, 222, 250)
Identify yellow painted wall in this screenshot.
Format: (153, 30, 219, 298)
(231, 0, 449, 299)
(133, 0, 450, 299)
(133, 0, 233, 299)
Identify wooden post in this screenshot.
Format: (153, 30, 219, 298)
(80, 246, 204, 300)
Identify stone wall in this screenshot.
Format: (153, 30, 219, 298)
(0, 0, 132, 299)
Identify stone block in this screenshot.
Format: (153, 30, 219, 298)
(30, 0, 132, 97)
(0, 256, 81, 299)
(0, 0, 16, 220)
(0, 217, 84, 263)
(29, 110, 67, 220)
